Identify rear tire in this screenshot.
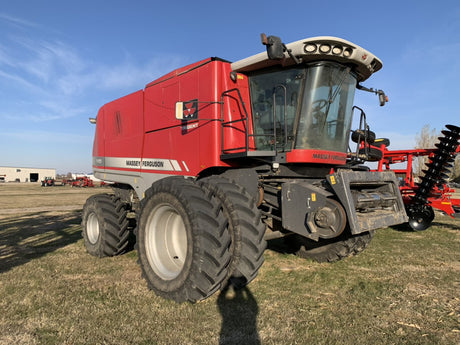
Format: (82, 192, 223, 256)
(285, 230, 375, 263)
(81, 194, 131, 257)
(137, 177, 231, 302)
(199, 176, 266, 288)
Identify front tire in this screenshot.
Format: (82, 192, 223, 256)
(137, 177, 231, 303)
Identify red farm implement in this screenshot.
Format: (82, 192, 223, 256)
(71, 176, 94, 188)
(355, 124, 460, 230)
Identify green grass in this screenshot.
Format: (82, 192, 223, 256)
(0, 184, 459, 344)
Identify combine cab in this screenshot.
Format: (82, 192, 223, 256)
(82, 34, 408, 302)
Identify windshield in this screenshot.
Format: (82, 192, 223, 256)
(249, 62, 357, 153)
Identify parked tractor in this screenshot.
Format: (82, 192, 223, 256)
(41, 177, 55, 187)
(82, 34, 408, 302)
(352, 124, 460, 230)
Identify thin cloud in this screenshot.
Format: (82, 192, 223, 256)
(0, 13, 38, 28)
(0, 23, 187, 122)
(0, 129, 92, 144)
(0, 68, 39, 90)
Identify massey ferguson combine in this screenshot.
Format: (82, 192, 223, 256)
(82, 34, 407, 302)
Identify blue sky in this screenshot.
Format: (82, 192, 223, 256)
(0, 1, 459, 173)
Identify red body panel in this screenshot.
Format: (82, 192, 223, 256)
(93, 58, 349, 178)
(93, 90, 144, 173)
(93, 58, 256, 176)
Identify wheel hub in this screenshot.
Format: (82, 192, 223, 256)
(307, 199, 347, 240)
(86, 212, 100, 244)
(145, 204, 188, 280)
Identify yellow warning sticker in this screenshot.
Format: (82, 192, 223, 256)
(311, 193, 316, 202)
(330, 175, 336, 185)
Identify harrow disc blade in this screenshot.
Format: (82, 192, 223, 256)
(445, 124, 460, 134)
(407, 206, 435, 231)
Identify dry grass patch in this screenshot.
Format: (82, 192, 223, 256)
(0, 184, 459, 344)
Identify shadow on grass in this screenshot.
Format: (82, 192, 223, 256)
(0, 210, 82, 273)
(266, 237, 298, 256)
(217, 282, 260, 345)
(389, 223, 414, 232)
(390, 219, 460, 232)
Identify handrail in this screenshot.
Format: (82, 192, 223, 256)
(220, 88, 277, 157)
(220, 88, 250, 154)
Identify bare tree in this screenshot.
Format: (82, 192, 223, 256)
(452, 154, 460, 183)
(413, 124, 438, 178)
(414, 124, 460, 182)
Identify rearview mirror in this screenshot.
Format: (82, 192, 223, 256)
(378, 90, 388, 107)
(261, 33, 285, 60)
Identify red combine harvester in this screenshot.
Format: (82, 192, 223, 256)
(82, 34, 408, 302)
(357, 125, 460, 230)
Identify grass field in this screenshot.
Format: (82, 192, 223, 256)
(0, 183, 459, 345)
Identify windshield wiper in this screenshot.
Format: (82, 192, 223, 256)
(321, 67, 351, 130)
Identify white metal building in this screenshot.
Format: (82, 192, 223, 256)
(0, 166, 56, 183)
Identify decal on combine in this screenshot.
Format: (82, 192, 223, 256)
(182, 99, 198, 120)
(96, 157, 189, 172)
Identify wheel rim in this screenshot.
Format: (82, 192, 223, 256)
(145, 204, 187, 280)
(86, 212, 100, 244)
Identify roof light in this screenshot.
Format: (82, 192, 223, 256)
(343, 47, 353, 57)
(332, 46, 342, 55)
(304, 43, 317, 53)
(319, 44, 331, 53)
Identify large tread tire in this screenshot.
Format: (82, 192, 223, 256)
(285, 230, 375, 263)
(136, 177, 231, 303)
(81, 193, 131, 257)
(199, 176, 266, 288)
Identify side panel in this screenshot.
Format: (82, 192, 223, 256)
(93, 59, 254, 199)
(93, 90, 144, 176)
(143, 59, 231, 177)
(104, 90, 144, 165)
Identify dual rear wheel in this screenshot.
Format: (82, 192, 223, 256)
(82, 177, 266, 303)
(137, 177, 266, 302)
